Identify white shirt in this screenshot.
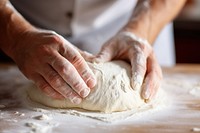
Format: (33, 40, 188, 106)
(10, 0, 175, 66)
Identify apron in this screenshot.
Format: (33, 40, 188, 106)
(10, 0, 175, 66)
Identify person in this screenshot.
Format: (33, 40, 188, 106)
(0, 0, 186, 104)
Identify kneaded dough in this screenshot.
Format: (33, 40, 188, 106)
(27, 60, 146, 113)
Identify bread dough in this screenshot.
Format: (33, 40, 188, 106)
(27, 60, 146, 113)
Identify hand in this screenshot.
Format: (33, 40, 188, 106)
(12, 30, 96, 104)
(93, 32, 162, 101)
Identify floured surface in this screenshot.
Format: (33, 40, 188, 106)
(0, 64, 200, 133)
(26, 61, 167, 121)
(24, 88, 166, 122)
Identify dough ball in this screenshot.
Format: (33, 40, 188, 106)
(27, 61, 145, 113)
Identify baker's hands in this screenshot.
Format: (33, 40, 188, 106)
(93, 32, 162, 101)
(12, 30, 96, 104)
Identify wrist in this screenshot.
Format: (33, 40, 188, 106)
(121, 20, 150, 42)
(5, 26, 36, 59)
(0, 0, 37, 59)
(120, 31, 150, 46)
(118, 31, 151, 48)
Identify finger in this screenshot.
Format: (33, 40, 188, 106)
(62, 45, 96, 89)
(32, 74, 64, 99)
(49, 35, 96, 89)
(141, 72, 160, 101)
(50, 52, 93, 98)
(93, 42, 116, 63)
(72, 45, 95, 62)
(141, 54, 162, 100)
(129, 49, 147, 91)
(38, 64, 82, 104)
(79, 50, 95, 62)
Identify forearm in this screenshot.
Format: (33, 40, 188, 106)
(0, 0, 36, 58)
(122, 0, 186, 44)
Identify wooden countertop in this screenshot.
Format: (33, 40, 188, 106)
(0, 64, 200, 133)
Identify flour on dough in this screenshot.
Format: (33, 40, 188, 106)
(27, 61, 156, 113)
(189, 87, 200, 97)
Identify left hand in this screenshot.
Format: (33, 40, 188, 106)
(92, 32, 163, 101)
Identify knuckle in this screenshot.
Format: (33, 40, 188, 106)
(130, 45, 143, 55)
(38, 83, 55, 96)
(46, 71, 62, 86)
(81, 69, 89, 78)
(55, 84, 76, 98)
(38, 45, 52, 56)
(48, 31, 57, 35)
(40, 36, 65, 55)
(46, 71, 57, 81)
(72, 81, 84, 92)
(72, 55, 84, 66)
(63, 89, 74, 97)
(46, 69, 56, 77)
(130, 45, 138, 52)
(46, 91, 59, 98)
(137, 43, 146, 51)
(130, 41, 152, 54)
(50, 34, 62, 44)
(81, 70, 95, 86)
(47, 32, 67, 53)
(58, 63, 71, 75)
(38, 82, 49, 91)
(43, 87, 53, 95)
(52, 79, 63, 89)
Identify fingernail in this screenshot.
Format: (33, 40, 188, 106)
(143, 87, 150, 100)
(87, 78, 96, 88)
(144, 99, 150, 103)
(70, 97, 82, 104)
(80, 88, 90, 98)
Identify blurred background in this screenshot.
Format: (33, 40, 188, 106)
(0, 0, 200, 64)
(174, 0, 200, 64)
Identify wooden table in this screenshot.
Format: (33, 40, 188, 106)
(0, 64, 200, 133)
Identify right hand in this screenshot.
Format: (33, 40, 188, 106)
(12, 30, 96, 104)
(92, 32, 162, 101)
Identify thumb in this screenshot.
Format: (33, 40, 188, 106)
(79, 50, 95, 62)
(71, 45, 95, 62)
(93, 43, 115, 63)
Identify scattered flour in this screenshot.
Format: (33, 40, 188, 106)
(189, 87, 200, 97)
(192, 127, 200, 132)
(25, 122, 53, 133)
(34, 114, 51, 120)
(23, 61, 168, 122)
